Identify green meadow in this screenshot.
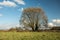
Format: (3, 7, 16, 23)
(0, 32, 60, 40)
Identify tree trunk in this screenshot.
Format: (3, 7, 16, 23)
(35, 26, 38, 31)
(32, 27, 35, 31)
(32, 25, 38, 31)
(35, 24, 38, 31)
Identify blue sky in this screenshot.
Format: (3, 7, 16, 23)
(0, 0, 60, 29)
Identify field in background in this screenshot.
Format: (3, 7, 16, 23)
(0, 32, 60, 40)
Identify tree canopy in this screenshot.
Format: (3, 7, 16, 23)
(20, 7, 48, 31)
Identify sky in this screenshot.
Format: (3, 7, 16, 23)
(0, 0, 60, 30)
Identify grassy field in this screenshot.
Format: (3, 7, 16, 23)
(0, 32, 60, 40)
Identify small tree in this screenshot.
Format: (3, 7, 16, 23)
(20, 7, 48, 31)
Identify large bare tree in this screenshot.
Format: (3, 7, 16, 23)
(20, 7, 48, 31)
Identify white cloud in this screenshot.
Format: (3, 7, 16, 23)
(0, 23, 17, 30)
(16, 24, 24, 27)
(0, 14, 3, 17)
(18, 8, 24, 12)
(0, 0, 17, 7)
(0, 6, 3, 9)
(48, 19, 60, 27)
(52, 19, 60, 23)
(48, 23, 54, 27)
(21, 8, 24, 11)
(14, 0, 25, 5)
(0, 23, 24, 30)
(16, 24, 20, 27)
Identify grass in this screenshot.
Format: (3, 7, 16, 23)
(0, 32, 60, 40)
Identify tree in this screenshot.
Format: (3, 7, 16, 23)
(20, 7, 48, 31)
